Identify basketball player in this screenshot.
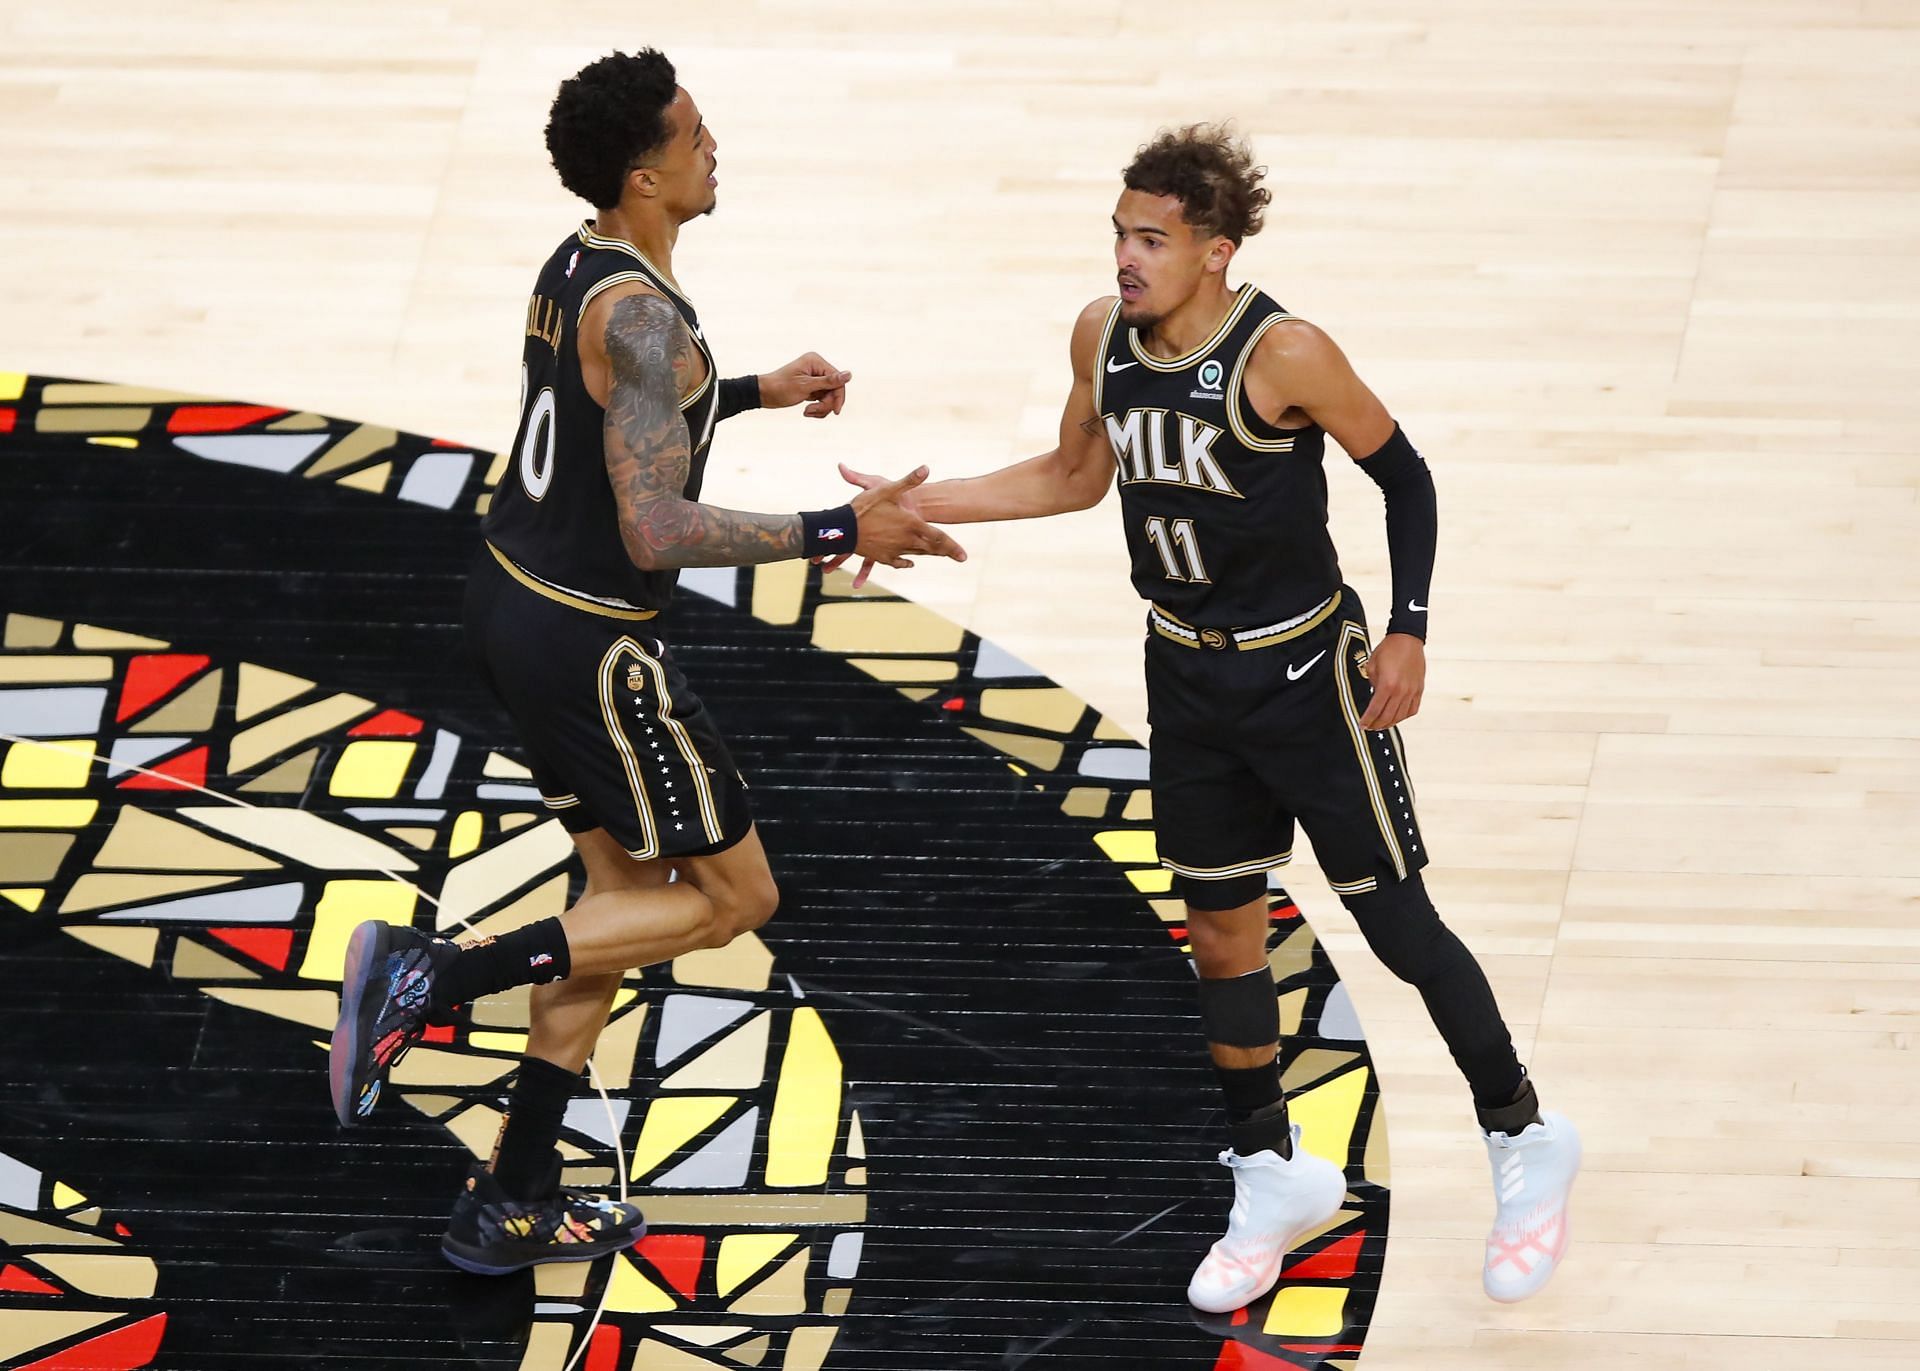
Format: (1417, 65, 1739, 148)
(327, 50, 963, 1274)
(839, 127, 1579, 1308)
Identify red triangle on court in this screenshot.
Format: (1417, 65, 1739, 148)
(1279, 1229, 1366, 1281)
(206, 927, 294, 971)
(0, 409, 16, 433)
(0, 1263, 62, 1295)
(583, 1325, 621, 1371)
(116, 654, 209, 722)
(348, 709, 423, 737)
(118, 746, 208, 792)
(17, 1312, 167, 1369)
(166, 404, 285, 433)
(1212, 1342, 1293, 1371)
(634, 1233, 705, 1299)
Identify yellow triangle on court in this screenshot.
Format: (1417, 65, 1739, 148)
(1, 888, 44, 912)
(72, 624, 170, 650)
(715, 1232, 795, 1296)
(628, 1096, 734, 1180)
(604, 1254, 677, 1314)
(63, 924, 159, 968)
(94, 806, 280, 872)
(235, 663, 314, 722)
(1289, 1065, 1370, 1169)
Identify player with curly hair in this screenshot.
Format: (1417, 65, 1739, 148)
(328, 49, 962, 1275)
(840, 124, 1581, 1311)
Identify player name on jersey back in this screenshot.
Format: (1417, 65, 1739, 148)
(483, 222, 721, 618)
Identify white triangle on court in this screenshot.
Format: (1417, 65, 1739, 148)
(174, 434, 330, 473)
(562, 1097, 633, 1152)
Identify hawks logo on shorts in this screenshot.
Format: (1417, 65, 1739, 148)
(627, 664, 646, 691)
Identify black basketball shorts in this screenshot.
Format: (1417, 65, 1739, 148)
(464, 545, 754, 861)
(1145, 585, 1428, 902)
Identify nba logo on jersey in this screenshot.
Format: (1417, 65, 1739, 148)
(565, 250, 580, 278)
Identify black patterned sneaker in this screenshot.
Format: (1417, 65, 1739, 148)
(328, 920, 454, 1126)
(440, 1162, 647, 1275)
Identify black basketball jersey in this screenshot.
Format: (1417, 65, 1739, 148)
(1094, 285, 1341, 627)
(483, 221, 720, 615)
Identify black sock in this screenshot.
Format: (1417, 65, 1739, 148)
(1475, 1069, 1544, 1135)
(1214, 1061, 1292, 1158)
(430, 916, 571, 1012)
(492, 1056, 578, 1201)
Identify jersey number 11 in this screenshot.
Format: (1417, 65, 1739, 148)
(1144, 516, 1210, 584)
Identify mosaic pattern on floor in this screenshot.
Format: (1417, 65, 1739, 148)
(0, 373, 1388, 1370)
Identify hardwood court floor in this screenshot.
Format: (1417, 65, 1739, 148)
(2, 3, 1918, 1368)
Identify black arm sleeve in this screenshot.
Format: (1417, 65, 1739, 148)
(1356, 424, 1436, 640)
(716, 374, 761, 422)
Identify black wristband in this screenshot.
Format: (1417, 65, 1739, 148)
(800, 503, 858, 559)
(717, 374, 761, 422)
(1357, 424, 1436, 640)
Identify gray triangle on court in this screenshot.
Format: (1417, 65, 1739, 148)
(652, 1107, 758, 1190)
(107, 736, 190, 777)
(395, 452, 475, 509)
(676, 567, 739, 606)
(100, 881, 304, 923)
(1076, 746, 1151, 780)
(174, 433, 330, 473)
(654, 994, 755, 1065)
(972, 640, 1042, 679)
(562, 1097, 633, 1152)
(1318, 981, 1365, 1042)
(0, 1149, 41, 1209)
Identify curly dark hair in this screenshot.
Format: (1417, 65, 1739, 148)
(1122, 125, 1271, 244)
(545, 50, 679, 209)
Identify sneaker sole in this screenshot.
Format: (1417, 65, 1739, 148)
(439, 1224, 647, 1276)
(328, 920, 393, 1127)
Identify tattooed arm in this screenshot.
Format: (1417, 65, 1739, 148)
(603, 291, 805, 570)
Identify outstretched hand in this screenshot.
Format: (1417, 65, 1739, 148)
(819, 465, 963, 589)
(761, 353, 851, 417)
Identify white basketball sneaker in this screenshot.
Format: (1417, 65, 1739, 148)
(1187, 1124, 1347, 1314)
(1481, 1110, 1581, 1302)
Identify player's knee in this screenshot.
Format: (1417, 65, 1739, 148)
(736, 877, 779, 935)
(1338, 874, 1445, 985)
(707, 877, 778, 947)
(1186, 911, 1259, 975)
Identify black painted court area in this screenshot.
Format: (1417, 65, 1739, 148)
(0, 429, 1382, 1369)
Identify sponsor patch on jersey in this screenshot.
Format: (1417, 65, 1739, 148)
(1189, 358, 1226, 400)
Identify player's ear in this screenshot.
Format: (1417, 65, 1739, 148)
(628, 165, 659, 200)
(1205, 237, 1235, 276)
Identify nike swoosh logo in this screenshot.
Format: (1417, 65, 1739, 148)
(1286, 649, 1327, 682)
(1105, 358, 1138, 373)
(1407, 599, 1427, 613)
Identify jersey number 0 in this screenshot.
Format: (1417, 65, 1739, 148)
(517, 361, 557, 501)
